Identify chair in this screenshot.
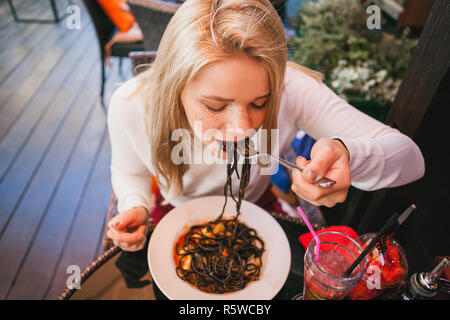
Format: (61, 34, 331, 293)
(126, 0, 180, 51)
(101, 51, 156, 252)
(127, 0, 287, 52)
(270, 0, 287, 21)
(7, 0, 72, 23)
(82, 0, 144, 109)
(129, 50, 157, 72)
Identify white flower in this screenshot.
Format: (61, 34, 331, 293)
(331, 80, 341, 88)
(338, 59, 348, 67)
(363, 79, 376, 91)
(341, 68, 359, 81)
(375, 70, 387, 82)
(357, 67, 370, 81)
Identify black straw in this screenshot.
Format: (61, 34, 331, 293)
(343, 204, 417, 277)
(343, 212, 399, 277)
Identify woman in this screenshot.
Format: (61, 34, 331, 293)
(106, 0, 425, 251)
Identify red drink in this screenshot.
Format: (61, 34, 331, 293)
(303, 232, 366, 300)
(315, 250, 352, 278)
(349, 234, 408, 300)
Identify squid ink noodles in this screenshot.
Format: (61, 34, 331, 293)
(174, 138, 265, 293)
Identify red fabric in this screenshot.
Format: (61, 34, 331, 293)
(97, 0, 135, 32)
(150, 187, 175, 225)
(150, 183, 287, 225)
(298, 226, 359, 249)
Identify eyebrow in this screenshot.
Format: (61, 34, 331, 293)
(200, 93, 270, 102)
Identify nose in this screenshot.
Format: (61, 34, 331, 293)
(224, 105, 252, 141)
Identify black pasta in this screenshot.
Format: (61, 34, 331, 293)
(174, 138, 265, 293)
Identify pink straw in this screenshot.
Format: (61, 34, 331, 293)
(297, 206, 320, 262)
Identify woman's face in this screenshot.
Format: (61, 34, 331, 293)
(181, 54, 270, 143)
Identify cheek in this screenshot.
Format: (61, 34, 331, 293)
(184, 102, 223, 132)
(200, 113, 222, 133)
(249, 108, 266, 128)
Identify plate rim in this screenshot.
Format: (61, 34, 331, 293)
(147, 195, 292, 300)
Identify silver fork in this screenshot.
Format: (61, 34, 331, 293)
(236, 140, 336, 188)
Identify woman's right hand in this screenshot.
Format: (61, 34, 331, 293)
(106, 206, 149, 252)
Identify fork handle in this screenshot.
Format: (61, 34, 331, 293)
(275, 156, 336, 188)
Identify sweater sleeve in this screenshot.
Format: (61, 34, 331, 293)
(107, 82, 152, 213)
(287, 69, 425, 191)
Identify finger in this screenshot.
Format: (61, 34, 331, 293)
(293, 189, 335, 208)
(113, 234, 145, 250)
(120, 240, 145, 252)
(292, 169, 332, 201)
(326, 189, 349, 204)
(292, 169, 349, 201)
(293, 156, 314, 188)
(295, 156, 308, 170)
(116, 225, 146, 245)
(107, 228, 114, 240)
(320, 157, 351, 192)
(108, 215, 120, 229)
(110, 224, 146, 244)
(109, 210, 140, 231)
(308, 198, 334, 208)
(291, 184, 323, 207)
(293, 181, 347, 207)
(114, 234, 146, 252)
(320, 198, 337, 208)
(108, 214, 125, 230)
(113, 239, 134, 251)
(304, 145, 340, 183)
(127, 237, 146, 252)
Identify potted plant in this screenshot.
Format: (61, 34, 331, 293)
(288, 0, 418, 121)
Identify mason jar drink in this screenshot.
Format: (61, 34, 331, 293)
(303, 231, 367, 300)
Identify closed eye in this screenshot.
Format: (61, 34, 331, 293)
(205, 101, 267, 112)
(251, 101, 267, 109)
(205, 104, 226, 112)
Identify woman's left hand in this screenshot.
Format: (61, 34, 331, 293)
(291, 138, 351, 207)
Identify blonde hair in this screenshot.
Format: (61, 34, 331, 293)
(132, 0, 320, 203)
(287, 61, 324, 83)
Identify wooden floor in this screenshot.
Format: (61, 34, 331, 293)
(0, 0, 133, 299)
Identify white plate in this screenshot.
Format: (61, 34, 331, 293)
(148, 196, 291, 300)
